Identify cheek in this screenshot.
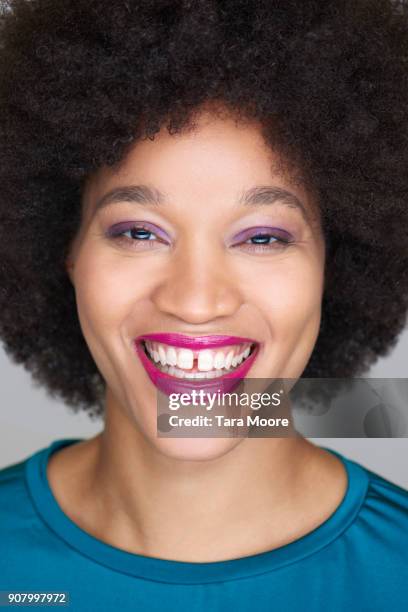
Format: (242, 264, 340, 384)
(72, 247, 155, 338)
(239, 253, 324, 331)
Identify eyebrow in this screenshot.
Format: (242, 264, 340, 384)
(237, 185, 310, 221)
(94, 185, 166, 211)
(93, 184, 311, 222)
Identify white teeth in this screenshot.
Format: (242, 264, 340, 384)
(183, 370, 200, 379)
(158, 345, 167, 366)
(143, 340, 255, 377)
(197, 349, 214, 372)
(166, 347, 178, 366)
(177, 348, 194, 369)
(231, 355, 238, 368)
(225, 350, 234, 369)
(213, 351, 225, 369)
(236, 352, 245, 365)
(152, 363, 244, 380)
(170, 367, 228, 379)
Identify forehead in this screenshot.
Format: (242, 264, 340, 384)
(94, 110, 290, 184)
(83, 108, 319, 223)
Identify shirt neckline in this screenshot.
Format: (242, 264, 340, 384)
(25, 437, 369, 585)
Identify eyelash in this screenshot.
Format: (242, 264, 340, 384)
(106, 224, 295, 252)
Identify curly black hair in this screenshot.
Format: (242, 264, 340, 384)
(0, 0, 407, 418)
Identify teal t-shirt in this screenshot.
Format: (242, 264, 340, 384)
(0, 438, 407, 611)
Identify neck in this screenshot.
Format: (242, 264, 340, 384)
(80, 395, 338, 562)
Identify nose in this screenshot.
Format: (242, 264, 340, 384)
(150, 242, 243, 325)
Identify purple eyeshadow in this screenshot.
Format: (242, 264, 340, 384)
(105, 222, 294, 246)
(106, 221, 169, 242)
(232, 226, 294, 244)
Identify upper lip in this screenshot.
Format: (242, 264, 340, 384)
(135, 333, 259, 350)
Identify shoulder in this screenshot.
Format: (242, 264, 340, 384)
(320, 446, 408, 561)
(324, 445, 408, 521)
(0, 455, 37, 527)
(0, 457, 29, 503)
(348, 458, 408, 557)
(363, 462, 408, 510)
(363, 463, 408, 516)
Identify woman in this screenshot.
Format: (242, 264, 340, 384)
(0, 1, 407, 610)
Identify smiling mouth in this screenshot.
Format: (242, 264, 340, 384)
(141, 339, 257, 380)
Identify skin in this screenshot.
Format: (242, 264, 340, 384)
(47, 106, 348, 562)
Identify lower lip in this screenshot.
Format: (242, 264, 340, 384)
(134, 340, 260, 396)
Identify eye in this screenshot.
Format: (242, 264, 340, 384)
(233, 227, 295, 253)
(127, 228, 156, 241)
(106, 222, 170, 249)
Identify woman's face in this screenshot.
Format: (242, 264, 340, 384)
(67, 108, 325, 460)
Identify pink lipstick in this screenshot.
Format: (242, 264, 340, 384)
(133, 333, 260, 396)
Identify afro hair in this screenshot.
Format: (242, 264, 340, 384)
(0, 0, 407, 417)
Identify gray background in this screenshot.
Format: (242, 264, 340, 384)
(1, 327, 407, 487)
